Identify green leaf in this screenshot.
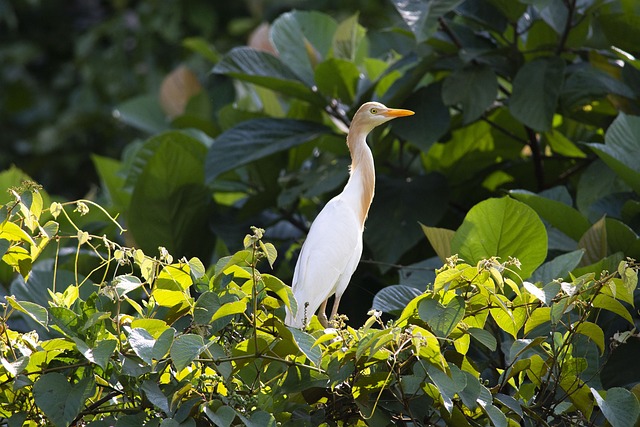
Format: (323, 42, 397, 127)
(509, 57, 565, 132)
(5, 296, 48, 330)
(420, 224, 454, 262)
(314, 58, 360, 103)
(574, 321, 605, 355)
(205, 119, 332, 184)
(543, 130, 586, 158)
(371, 285, 423, 315)
(598, 11, 640, 53)
(91, 154, 130, 210)
(592, 294, 634, 325)
(128, 131, 214, 258)
(113, 95, 169, 134)
(418, 296, 465, 338)
(204, 405, 236, 427)
(591, 387, 640, 427)
(212, 47, 321, 103)
(509, 190, 591, 241)
(442, 65, 497, 124)
(288, 327, 322, 366)
(33, 373, 94, 427)
(129, 328, 158, 365)
(333, 12, 367, 62)
(365, 174, 448, 270)
(391, 0, 465, 43)
(170, 334, 206, 371)
(113, 275, 143, 299)
(392, 84, 450, 153)
(141, 380, 170, 414)
(468, 327, 497, 351)
(530, 250, 585, 284)
(211, 300, 247, 323)
(72, 338, 116, 370)
(585, 113, 640, 194)
(578, 216, 608, 266)
(262, 274, 297, 313)
(451, 197, 548, 279)
(427, 364, 467, 414)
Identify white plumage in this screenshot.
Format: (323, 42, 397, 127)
(285, 102, 414, 328)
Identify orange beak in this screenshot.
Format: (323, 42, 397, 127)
(382, 108, 415, 118)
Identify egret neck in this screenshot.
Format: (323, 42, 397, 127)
(343, 118, 376, 227)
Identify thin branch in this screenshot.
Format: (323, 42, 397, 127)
(525, 126, 545, 190)
(556, 0, 577, 55)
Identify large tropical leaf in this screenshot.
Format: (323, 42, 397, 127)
(442, 64, 497, 124)
(212, 47, 322, 104)
(451, 197, 548, 279)
(509, 57, 565, 132)
(128, 132, 214, 258)
(390, 0, 465, 43)
(584, 113, 640, 194)
(205, 119, 333, 185)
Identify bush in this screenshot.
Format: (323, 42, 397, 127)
(1, 186, 639, 426)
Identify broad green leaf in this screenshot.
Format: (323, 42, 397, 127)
(451, 197, 548, 279)
(591, 387, 640, 427)
(1, 355, 29, 377)
(418, 296, 465, 338)
(585, 113, 640, 194)
(578, 216, 607, 266)
(33, 373, 94, 427)
(72, 338, 116, 370)
(5, 296, 48, 330)
(113, 95, 169, 134)
(205, 119, 332, 184)
(442, 65, 497, 124)
(574, 321, 605, 355)
(211, 300, 247, 323)
(392, 84, 450, 153)
(577, 160, 631, 222)
(458, 371, 481, 410)
(288, 327, 322, 366)
(262, 274, 296, 313)
(509, 190, 591, 242)
(204, 405, 237, 427)
(420, 224, 454, 262)
(427, 364, 467, 414)
(391, 0, 465, 43)
(468, 327, 497, 351)
(530, 250, 585, 284)
(333, 12, 367, 62)
(365, 174, 448, 270)
(212, 47, 321, 103)
(314, 58, 360, 103)
(129, 328, 157, 365)
(128, 131, 214, 258)
(524, 307, 551, 335)
(509, 57, 565, 132)
(371, 285, 423, 315)
(170, 334, 206, 371)
(113, 275, 143, 299)
(562, 65, 633, 110)
(141, 380, 170, 414)
(271, 12, 319, 85)
(91, 154, 129, 210)
(592, 294, 634, 325)
(543, 130, 586, 158)
(598, 10, 640, 53)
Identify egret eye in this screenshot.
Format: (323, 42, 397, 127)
(370, 108, 378, 114)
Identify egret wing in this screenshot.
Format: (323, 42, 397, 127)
(286, 197, 362, 326)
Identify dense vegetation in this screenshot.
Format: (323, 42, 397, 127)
(2, 0, 640, 425)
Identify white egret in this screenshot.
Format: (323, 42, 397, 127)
(285, 101, 415, 328)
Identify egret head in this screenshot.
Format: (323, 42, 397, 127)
(351, 101, 415, 134)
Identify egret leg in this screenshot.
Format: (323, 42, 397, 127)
(317, 300, 329, 328)
(329, 294, 342, 323)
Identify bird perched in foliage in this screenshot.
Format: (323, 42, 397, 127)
(285, 102, 414, 328)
